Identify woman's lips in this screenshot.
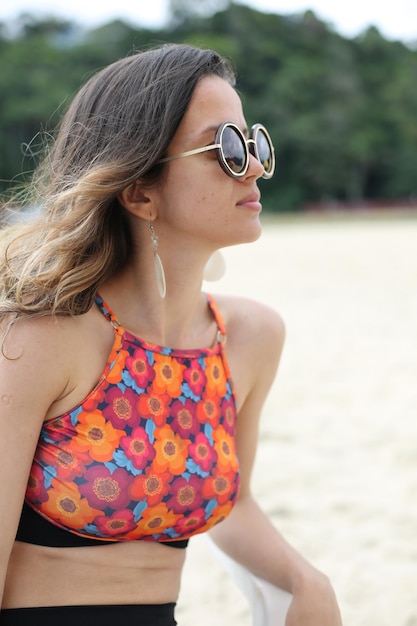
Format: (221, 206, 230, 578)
(237, 192, 262, 211)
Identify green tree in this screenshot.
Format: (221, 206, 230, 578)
(1, 4, 417, 209)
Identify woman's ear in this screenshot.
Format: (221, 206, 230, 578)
(118, 181, 152, 218)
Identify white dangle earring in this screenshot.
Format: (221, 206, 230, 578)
(149, 220, 166, 298)
(203, 250, 226, 282)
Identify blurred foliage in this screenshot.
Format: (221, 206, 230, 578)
(0, 1, 416, 210)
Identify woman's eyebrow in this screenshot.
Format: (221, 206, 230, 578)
(188, 125, 219, 146)
(197, 124, 219, 137)
(197, 123, 249, 137)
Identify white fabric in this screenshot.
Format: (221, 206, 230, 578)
(206, 537, 292, 626)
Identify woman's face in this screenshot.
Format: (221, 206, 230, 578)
(154, 75, 265, 251)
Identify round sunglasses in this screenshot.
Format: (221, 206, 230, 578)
(158, 121, 275, 179)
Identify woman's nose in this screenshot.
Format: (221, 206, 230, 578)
(246, 152, 265, 179)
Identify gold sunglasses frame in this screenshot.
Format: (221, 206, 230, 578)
(158, 121, 275, 179)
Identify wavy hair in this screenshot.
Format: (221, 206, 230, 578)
(0, 44, 235, 323)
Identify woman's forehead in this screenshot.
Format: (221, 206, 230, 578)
(178, 76, 246, 140)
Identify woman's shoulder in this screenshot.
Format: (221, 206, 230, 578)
(0, 312, 79, 359)
(208, 294, 285, 411)
(0, 311, 102, 391)
(0, 315, 79, 423)
(0, 307, 113, 421)
(211, 293, 285, 345)
(210, 293, 285, 374)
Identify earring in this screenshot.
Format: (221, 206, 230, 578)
(149, 220, 166, 298)
(203, 250, 226, 281)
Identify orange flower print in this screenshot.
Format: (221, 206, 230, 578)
(195, 393, 220, 427)
(71, 410, 124, 462)
(105, 345, 130, 385)
(208, 500, 234, 527)
(213, 426, 239, 473)
(152, 354, 185, 398)
(205, 355, 227, 397)
(137, 390, 171, 427)
(23, 295, 242, 544)
(82, 384, 107, 412)
(130, 468, 172, 507)
(40, 478, 101, 530)
(94, 509, 137, 537)
(153, 425, 188, 475)
(139, 503, 180, 536)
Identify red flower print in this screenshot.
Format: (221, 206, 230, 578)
(94, 509, 137, 537)
(213, 426, 239, 473)
(26, 463, 49, 504)
(126, 348, 155, 389)
(166, 475, 204, 514)
(201, 468, 239, 505)
(174, 507, 206, 536)
(24, 294, 241, 544)
(219, 396, 236, 435)
(41, 419, 68, 443)
(38, 445, 91, 482)
(102, 386, 140, 429)
(183, 362, 206, 397)
(205, 355, 227, 397)
(153, 354, 185, 398)
(129, 468, 172, 507)
(171, 399, 200, 438)
(120, 426, 156, 470)
(79, 465, 134, 510)
(153, 425, 188, 475)
(137, 389, 171, 427)
(189, 433, 217, 473)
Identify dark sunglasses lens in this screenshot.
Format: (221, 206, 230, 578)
(221, 126, 246, 174)
(256, 130, 273, 173)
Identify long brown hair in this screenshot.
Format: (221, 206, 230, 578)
(0, 44, 235, 321)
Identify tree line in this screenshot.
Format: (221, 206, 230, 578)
(1, 0, 416, 211)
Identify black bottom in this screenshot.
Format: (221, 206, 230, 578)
(0, 603, 177, 626)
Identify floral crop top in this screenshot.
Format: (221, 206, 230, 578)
(19, 294, 240, 546)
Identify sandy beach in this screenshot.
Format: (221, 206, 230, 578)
(175, 211, 417, 626)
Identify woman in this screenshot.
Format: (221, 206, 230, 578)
(0, 44, 342, 625)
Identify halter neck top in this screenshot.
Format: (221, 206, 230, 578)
(18, 294, 240, 546)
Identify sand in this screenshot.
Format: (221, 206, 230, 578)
(175, 211, 417, 626)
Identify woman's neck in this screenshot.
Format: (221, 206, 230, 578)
(99, 260, 217, 350)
